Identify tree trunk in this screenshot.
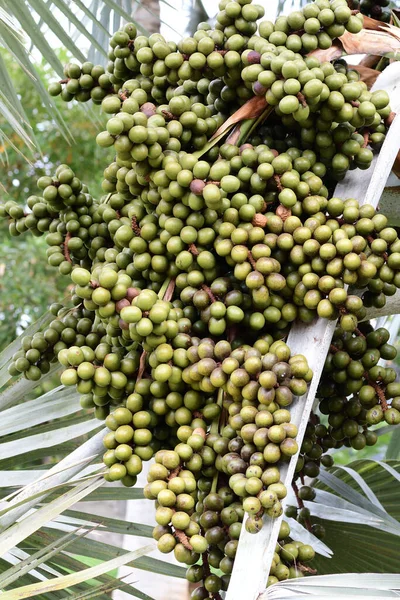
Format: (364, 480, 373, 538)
(133, 0, 160, 34)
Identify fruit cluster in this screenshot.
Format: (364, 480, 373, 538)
(1, 0, 399, 596)
(8, 302, 105, 384)
(285, 318, 400, 535)
(354, 0, 392, 23)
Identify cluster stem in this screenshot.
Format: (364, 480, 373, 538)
(63, 232, 72, 263)
(131, 216, 141, 235)
(202, 284, 216, 302)
(292, 481, 312, 532)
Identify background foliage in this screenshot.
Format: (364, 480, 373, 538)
(0, 50, 111, 350)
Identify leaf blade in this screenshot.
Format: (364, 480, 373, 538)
(387, 429, 400, 460)
(0, 419, 102, 461)
(27, 0, 86, 63)
(0, 527, 89, 588)
(8, 0, 64, 76)
(0, 477, 104, 556)
(49, 0, 108, 59)
(0, 543, 155, 599)
(0, 386, 81, 437)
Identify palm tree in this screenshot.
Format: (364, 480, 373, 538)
(1, 1, 400, 599)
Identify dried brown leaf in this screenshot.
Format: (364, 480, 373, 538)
(226, 123, 241, 146)
(386, 23, 400, 42)
(362, 15, 386, 31)
(363, 15, 400, 41)
(211, 95, 268, 140)
(308, 42, 343, 62)
(340, 29, 400, 57)
(359, 55, 381, 69)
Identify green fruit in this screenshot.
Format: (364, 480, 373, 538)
(48, 82, 62, 96)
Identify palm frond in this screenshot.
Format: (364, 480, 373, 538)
(38, 528, 187, 579)
(310, 460, 400, 574)
(0, 386, 82, 437)
(0, 418, 102, 462)
(0, 0, 147, 156)
(60, 510, 154, 538)
(261, 573, 400, 599)
(0, 476, 103, 553)
(0, 427, 106, 527)
(387, 429, 400, 459)
(0, 543, 155, 599)
(0, 527, 90, 588)
(285, 517, 333, 558)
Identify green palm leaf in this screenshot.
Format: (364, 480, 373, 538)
(310, 460, 400, 574)
(0, 543, 155, 599)
(0, 476, 105, 554)
(0, 386, 81, 437)
(0, 419, 102, 462)
(38, 529, 187, 579)
(0, 527, 91, 588)
(60, 510, 153, 538)
(387, 429, 400, 459)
